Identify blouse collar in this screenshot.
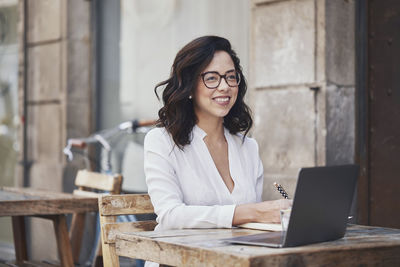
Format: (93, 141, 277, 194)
(193, 124, 229, 141)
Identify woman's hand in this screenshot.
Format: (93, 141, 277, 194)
(232, 199, 292, 225)
(253, 199, 292, 223)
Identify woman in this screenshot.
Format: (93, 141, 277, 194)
(144, 36, 291, 233)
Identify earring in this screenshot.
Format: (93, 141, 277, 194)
(188, 95, 192, 99)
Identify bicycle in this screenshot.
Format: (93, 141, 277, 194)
(64, 119, 155, 174)
(63, 119, 156, 267)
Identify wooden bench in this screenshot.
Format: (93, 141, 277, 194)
(98, 194, 156, 267)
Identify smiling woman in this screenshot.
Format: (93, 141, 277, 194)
(145, 34, 291, 231)
(143, 35, 292, 267)
(154, 36, 252, 149)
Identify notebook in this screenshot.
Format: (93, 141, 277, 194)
(225, 165, 358, 248)
(238, 222, 282, 231)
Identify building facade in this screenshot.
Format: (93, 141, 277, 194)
(0, 0, 398, 263)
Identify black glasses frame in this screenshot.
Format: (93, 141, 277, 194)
(200, 70, 241, 89)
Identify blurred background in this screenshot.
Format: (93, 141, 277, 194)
(0, 0, 399, 264)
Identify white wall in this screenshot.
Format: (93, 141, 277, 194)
(114, 0, 250, 192)
(119, 0, 250, 121)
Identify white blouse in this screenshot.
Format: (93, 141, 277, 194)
(143, 125, 264, 231)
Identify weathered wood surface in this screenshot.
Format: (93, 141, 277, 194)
(74, 170, 123, 193)
(69, 212, 86, 263)
(0, 187, 99, 267)
(99, 194, 154, 216)
(69, 170, 122, 263)
(116, 225, 400, 267)
(103, 220, 157, 243)
(99, 202, 120, 267)
(12, 216, 28, 261)
(0, 187, 98, 216)
(99, 194, 156, 267)
(1, 186, 86, 199)
(50, 215, 74, 267)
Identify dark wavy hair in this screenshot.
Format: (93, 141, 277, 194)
(155, 36, 253, 149)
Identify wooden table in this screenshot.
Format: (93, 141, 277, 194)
(0, 186, 98, 267)
(115, 224, 400, 266)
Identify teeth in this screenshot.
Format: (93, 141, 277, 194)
(214, 97, 229, 102)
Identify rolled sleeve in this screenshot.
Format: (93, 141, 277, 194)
(218, 204, 236, 228)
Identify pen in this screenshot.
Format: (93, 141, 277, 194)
(274, 182, 289, 199)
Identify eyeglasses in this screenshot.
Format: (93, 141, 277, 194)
(200, 70, 241, 89)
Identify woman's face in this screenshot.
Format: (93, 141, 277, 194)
(193, 51, 238, 122)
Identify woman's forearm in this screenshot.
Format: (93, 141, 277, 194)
(232, 203, 257, 225)
(232, 199, 292, 225)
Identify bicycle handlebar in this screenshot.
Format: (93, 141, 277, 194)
(119, 119, 157, 131)
(63, 119, 157, 162)
(68, 139, 87, 149)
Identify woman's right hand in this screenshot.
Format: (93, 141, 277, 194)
(253, 199, 292, 223)
(232, 199, 292, 225)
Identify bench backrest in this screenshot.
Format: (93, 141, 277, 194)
(98, 194, 156, 267)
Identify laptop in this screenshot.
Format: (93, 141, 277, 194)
(225, 164, 358, 248)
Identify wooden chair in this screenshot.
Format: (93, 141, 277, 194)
(69, 170, 123, 266)
(98, 194, 157, 267)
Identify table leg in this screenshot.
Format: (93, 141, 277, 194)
(69, 212, 86, 263)
(51, 215, 74, 267)
(11, 216, 28, 262)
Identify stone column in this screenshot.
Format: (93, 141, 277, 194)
(17, 0, 93, 260)
(249, 0, 355, 200)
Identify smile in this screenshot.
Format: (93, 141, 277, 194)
(213, 96, 231, 104)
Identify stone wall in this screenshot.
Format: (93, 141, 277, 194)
(325, 0, 355, 165)
(249, 0, 355, 200)
(17, 0, 93, 261)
